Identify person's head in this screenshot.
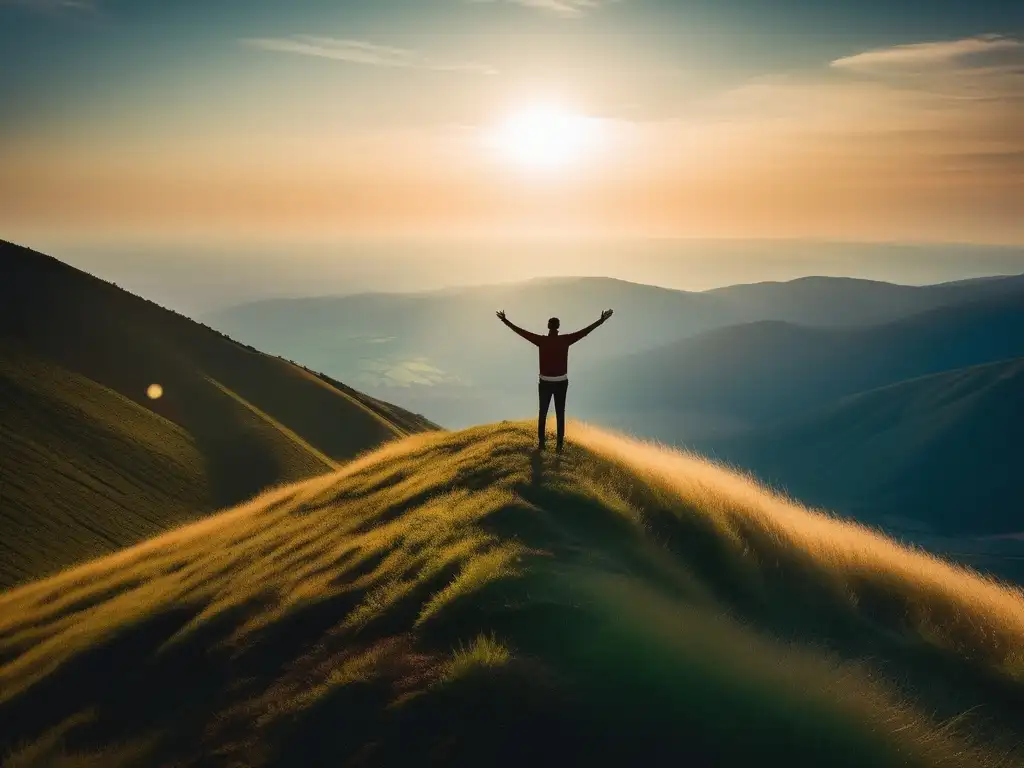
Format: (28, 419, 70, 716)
(547, 317, 560, 333)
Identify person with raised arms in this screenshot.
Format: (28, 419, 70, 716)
(497, 308, 614, 453)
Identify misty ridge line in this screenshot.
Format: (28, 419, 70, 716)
(205, 271, 1024, 311)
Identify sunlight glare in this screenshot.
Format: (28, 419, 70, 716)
(488, 102, 602, 173)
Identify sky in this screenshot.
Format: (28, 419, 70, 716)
(1, 0, 1023, 251)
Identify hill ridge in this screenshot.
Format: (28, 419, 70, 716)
(1, 422, 1022, 767)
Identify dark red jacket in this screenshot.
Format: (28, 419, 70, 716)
(508, 326, 594, 377)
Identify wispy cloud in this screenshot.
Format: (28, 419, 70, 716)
(831, 35, 1023, 74)
(711, 42, 1021, 128)
(469, 0, 609, 18)
(243, 36, 497, 75)
(0, 0, 96, 11)
(825, 34, 1024, 111)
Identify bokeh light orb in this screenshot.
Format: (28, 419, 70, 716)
(146, 383, 164, 400)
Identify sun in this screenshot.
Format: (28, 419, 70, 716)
(488, 102, 601, 173)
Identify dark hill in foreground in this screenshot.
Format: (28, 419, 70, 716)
(1, 423, 1022, 767)
(0, 241, 438, 587)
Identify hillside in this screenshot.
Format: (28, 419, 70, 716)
(2, 422, 1023, 767)
(0, 342, 209, 587)
(706, 358, 1024, 537)
(578, 290, 1024, 440)
(0, 241, 438, 587)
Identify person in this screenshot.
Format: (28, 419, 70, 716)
(496, 308, 614, 452)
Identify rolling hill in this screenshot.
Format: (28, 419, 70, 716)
(203, 273, 1024, 429)
(578, 290, 1024, 440)
(705, 358, 1024, 537)
(706, 272, 1024, 326)
(0, 241, 438, 588)
(1, 422, 1023, 767)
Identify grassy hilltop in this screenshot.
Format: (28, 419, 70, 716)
(2, 422, 1023, 767)
(0, 241, 437, 587)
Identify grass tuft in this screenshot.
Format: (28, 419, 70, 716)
(443, 633, 512, 682)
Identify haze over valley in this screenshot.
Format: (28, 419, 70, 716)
(40, 238, 1024, 315)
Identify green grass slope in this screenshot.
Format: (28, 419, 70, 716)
(2, 422, 1023, 767)
(0, 342, 206, 587)
(0, 241, 439, 587)
(710, 357, 1024, 536)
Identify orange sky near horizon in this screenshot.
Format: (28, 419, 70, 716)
(2, 19, 1022, 246)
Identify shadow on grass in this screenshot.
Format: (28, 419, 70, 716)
(0, 606, 200, 757)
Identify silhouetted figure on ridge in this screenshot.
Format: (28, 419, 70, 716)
(497, 309, 614, 452)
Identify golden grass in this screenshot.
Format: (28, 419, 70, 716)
(570, 422, 1024, 675)
(1, 421, 1023, 766)
(443, 634, 512, 681)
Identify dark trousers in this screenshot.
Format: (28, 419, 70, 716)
(538, 378, 569, 449)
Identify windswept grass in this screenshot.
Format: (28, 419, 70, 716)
(1, 421, 1023, 767)
(442, 633, 511, 682)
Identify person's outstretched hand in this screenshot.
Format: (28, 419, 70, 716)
(601, 309, 614, 322)
(496, 310, 507, 322)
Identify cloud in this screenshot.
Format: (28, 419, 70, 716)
(0, 0, 95, 11)
(826, 35, 1024, 110)
(469, 0, 609, 18)
(513, 0, 601, 15)
(831, 34, 1023, 74)
(648, 33, 1024, 196)
(704, 35, 1024, 130)
(243, 36, 497, 75)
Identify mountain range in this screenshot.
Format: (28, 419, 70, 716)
(205, 272, 1024, 431)
(579, 290, 1024, 433)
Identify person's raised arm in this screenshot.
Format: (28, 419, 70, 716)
(565, 309, 613, 344)
(496, 310, 543, 345)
